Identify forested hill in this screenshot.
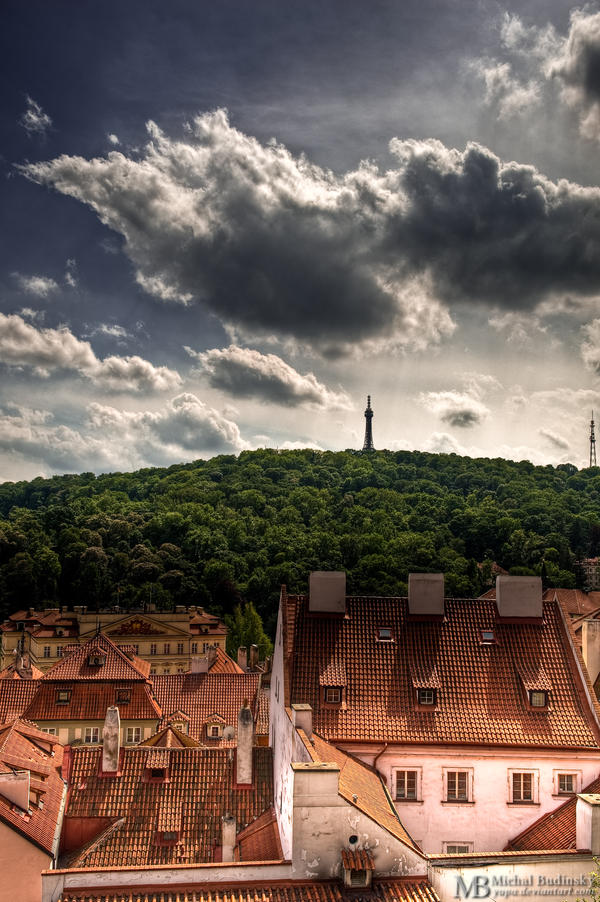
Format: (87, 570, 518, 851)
(1, 448, 599, 634)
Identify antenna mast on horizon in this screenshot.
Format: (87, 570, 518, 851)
(362, 395, 375, 452)
(591, 411, 597, 467)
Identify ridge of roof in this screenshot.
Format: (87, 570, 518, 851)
(41, 633, 150, 682)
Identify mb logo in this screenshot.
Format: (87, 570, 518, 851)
(456, 876, 491, 898)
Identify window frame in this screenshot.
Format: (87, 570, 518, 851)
(529, 690, 548, 709)
(444, 842, 473, 854)
(443, 768, 473, 803)
(115, 688, 131, 704)
(84, 726, 100, 744)
(377, 626, 394, 642)
(150, 643, 157, 656)
(394, 768, 421, 801)
(126, 726, 141, 744)
(55, 688, 71, 704)
(324, 686, 342, 704)
(508, 769, 539, 804)
(417, 688, 437, 707)
(553, 770, 581, 796)
(43, 646, 51, 658)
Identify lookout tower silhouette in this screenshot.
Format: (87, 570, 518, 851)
(591, 411, 597, 467)
(362, 396, 375, 452)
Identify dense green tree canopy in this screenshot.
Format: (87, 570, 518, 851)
(0, 449, 598, 635)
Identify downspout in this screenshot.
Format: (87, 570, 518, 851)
(373, 742, 388, 781)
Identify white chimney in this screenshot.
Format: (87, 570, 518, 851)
(408, 573, 444, 616)
(191, 655, 209, 673)
(496, 575, 543, 619)
(236, 699, 254, 785)
(249, 644, 259, 669)
(576, 794, 600, 854)
(102, 706, 121, 773)
(308, 571, 346, 614)
(237, 647, 248, 671)
(582, 620, 600, 684)
(222, 813, 236, 862)
(292, 703, 313, 739)
(0, 770, 30, 811)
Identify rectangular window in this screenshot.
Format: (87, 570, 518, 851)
(132, 644, 139, 655)
(163, 643, 170, 654)
(56, 689, 71, 704)
(150, 667, 156, 675)
(395, 770, 417, 800)
(210, 725, 220, 737)
(445, 844, 472, 854)
(84, 727, 99, 744)
(177, 642, 184, 655)
(324, 687, 342, 704)
(558, 774, 575, 794)
(43, 646, 51, 658)
(191, 642, 198, 654)
(480, 629, 495, 644)
(447, 771, 469, 801)
(116, 688, 131, 704)
(418, 688, 436, 706)
(150, 643, 157, 656)
(56, 646, 63, 657)
(163, 667, 171, 674)
(126, 726, 141, 744)
(377, 627, 393, 641)
(529, 690, 548, 708)
(42, 727, 57, 735)
(177, 667, 185, 673)
(512, 772, 533, 802)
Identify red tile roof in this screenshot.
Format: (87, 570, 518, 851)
(24, 682, 161, 722)
(481, 589, 599, 618)
(210, 645, 244, 674)
(285, 594, 600, 748)
(0, 681, 41, 723)
(63, 744, 276, 867)
(341, 848, 375, 869)
(235, 806, 283, 861)
(506, 776, 600, 851)
(56, 877, 439, 902)
(138, 724, 203, 748)
(0, 718, 65, 854)
(42, 633, 151, 681)
(152, 673, 264, 743)
(0, 657, 44, 680)
(304, 732, 421, 853)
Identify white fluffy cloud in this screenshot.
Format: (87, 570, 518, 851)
(14, 273, 59, 298)
(187, 344, 352, 409)
(419, 390, 490, 428)
(25, 110, 600, 354)
(0, 313, 181, 392)
(19, 96, 52, 137)
(581, 319, 600, 375)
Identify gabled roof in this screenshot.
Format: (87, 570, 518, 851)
(209, 645, 244, 674)
(0, 718, 65, 854)
(0, 657, 44, 680)
(41, 633, 150, 681)
(506, 776, 600, 851)
(55, 877, 440, 902)
(285, 594, 600, 748)
(138, 724, 203, 748)
(152, 673, 263, 743)
(302, 732, 421, 854)
(63, 744, 276, 868)
(24, 681, 161, 722)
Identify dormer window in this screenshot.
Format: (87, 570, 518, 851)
(518, 665, 551, 711)
(55, 689, 71, 704)
(341, 849, 374, 889)
(88, 653, 106, 667)
(162, 830, 178, 843)
(377, 627, 393, 641)
(116, 688, 131, 704)
(529, 690, 548, 708)
(417, 688, 436, 706)
(324, 686, 342, 704)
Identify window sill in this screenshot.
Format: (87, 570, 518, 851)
(441, 800, 475, 805)
(507, 801, 540, 806)
(553, 792, 576, 798)
(395, 798, 424, 804)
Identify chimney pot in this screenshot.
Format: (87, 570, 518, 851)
(249, 644, 259, 669)
(191, 654, 209, 673)
(496, 575, 543, 619)
(236, 700, 254, 785)
(237, 646, 248, 671)
(222, 813, 237, 862)
(292, 703, 313, 739)
(582, 620, 600, 685)
(577, 794, 600, 854)
(308, 571, 346, 613)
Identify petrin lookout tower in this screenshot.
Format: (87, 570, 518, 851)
(362, 395, 375, 452)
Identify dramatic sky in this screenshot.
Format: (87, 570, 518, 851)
(4, 0, 600, 479)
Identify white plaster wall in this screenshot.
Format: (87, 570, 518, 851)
(343, 744, 600, 853)
(429, 854, 596, 902)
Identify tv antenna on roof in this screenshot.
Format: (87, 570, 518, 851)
(591, 411, 597, 468)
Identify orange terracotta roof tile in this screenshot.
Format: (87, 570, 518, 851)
(287, 595, 600, 748)
(42, 633, 150, 681)
(341, 848, 375, 869)
(235, 806, 283, 861)
(63, 745, 275, 867)
(305, 732, 421, 853)
(0, 718, 65, 854)
(24, 681, 161, 722)
(507, 776, 600, 851)
(0, 657, 43, 680)
(152, 673, 263, 743)
(210, 645, 244, 674)
(138, 724, 203, 748)
(0, 681, 41, 723)
(320, 661, 347, 686)
(544, 589, 600, 617)
(56, 876, 439, 902)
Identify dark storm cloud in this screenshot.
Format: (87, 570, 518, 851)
(187, 345, 351, 409)
(550, 10, 600, 139)
(21, 111, 600, 353)
(419, 390, 489, 429)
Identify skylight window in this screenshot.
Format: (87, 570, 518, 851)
(417, 688, 436, 706)
(529, 690, 548, 708)
(55, 689, 71, 704)
(480, 629, 496, 644)
(377, 627, 393, 641)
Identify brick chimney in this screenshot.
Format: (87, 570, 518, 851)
(582, 620, 600, 684)
(496, 575, 543, 619)
(0, 770, 30, 811)
(308, 571, 346, 614)
(408, 573, 444, 617)
(221, 813, 236, 862)
(237, 646, 248, 671)
(102, 706, 121, 773)
(576, 793, 600, 854)
(292, 703, 313, 739)
(236, 699, 254, 785)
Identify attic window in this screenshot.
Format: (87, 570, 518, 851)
(529, 690, 548, 708)
(417, 688, 436, 706)
(377, 627, 393, 641)
(88, 653, 106, 667)
(324, 687, 342, 704)
(480, 629, 496, 644)
(150, 767, 167, 779)
(116, 688, 131, 704)
(350, 870, 370, 887)
(207, 723, 223, 739)
(55, 689, 71, 704)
